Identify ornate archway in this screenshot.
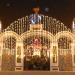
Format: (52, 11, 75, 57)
(20, 30, 54, 70)
(0, 31, 19, 71)
(1, 12, 75, 71)
(55, 31, 75, 71)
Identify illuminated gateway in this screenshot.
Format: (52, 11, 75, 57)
(0, 8, 75, 71)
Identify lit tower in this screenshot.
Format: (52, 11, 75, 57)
(72, 18, 75, 32)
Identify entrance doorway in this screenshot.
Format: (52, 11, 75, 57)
(23, 36, 50, 70)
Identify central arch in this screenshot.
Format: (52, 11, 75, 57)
(20, 30, 54, 70)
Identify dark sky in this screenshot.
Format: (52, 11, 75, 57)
(0, 0, 75, 29)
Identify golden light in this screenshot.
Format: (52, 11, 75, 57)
(33, 49, 41, 56)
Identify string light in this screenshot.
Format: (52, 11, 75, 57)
(0, 11, 73, 71)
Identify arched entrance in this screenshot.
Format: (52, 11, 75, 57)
(21, 30, 53, 71)
(1, 31, 18, 71)
(55, 31, 75, 71)
(2, 37, 16, 71)
(58, 37, 72, 71)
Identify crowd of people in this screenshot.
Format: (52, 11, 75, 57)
(24, 55, 50, 70)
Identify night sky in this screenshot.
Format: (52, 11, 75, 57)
(0, 0, 75, 29)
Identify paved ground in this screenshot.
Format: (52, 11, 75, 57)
(0, 71, 75, 75)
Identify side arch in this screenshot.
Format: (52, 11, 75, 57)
(0, 31, 19, 40)
(0, 31, 19, 71)
(55, 31, 75, 43)
(55, 31, 75, 71)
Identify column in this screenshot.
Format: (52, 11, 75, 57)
(15, 39, 24, 71)
(71, 42, 75, 71)
(0, 38, 3, 71)
(50, 42, 59, 71)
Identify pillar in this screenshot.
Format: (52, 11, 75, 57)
(0, 37, 3, 71)
(50, 42, 59, 71)
(71, 42, 75, 71)
(15, 39, 24, 71)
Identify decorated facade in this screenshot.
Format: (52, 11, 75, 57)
(0, 9, 75, 71)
